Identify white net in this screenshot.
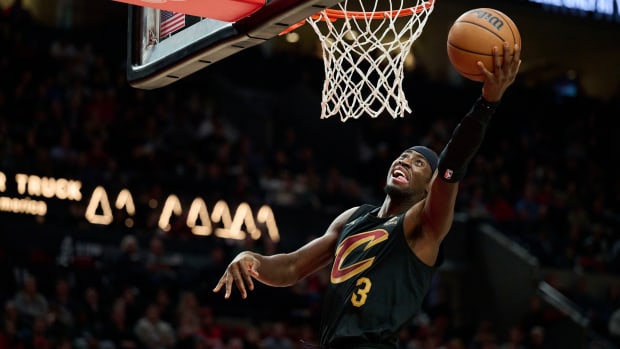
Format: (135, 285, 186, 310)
(306, 0, 435, 122)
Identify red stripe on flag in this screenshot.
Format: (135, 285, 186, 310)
(160, 11, 185, 39)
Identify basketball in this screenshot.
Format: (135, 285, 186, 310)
(447, 8, 521, 82)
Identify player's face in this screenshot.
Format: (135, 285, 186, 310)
(384, 150, 433, 198)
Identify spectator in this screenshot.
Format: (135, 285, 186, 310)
(175, 291, 200, 327)
(117, 287, 142, 332)
(27, 316, 51, 349)
(225, 337, 244, 349)
(74, 286, 105, 349)
(261, 322, 294, 349)
(134, 304, 175, 349)
(519, 295, 561, 335)
(242, 325, 262, 349)
(0, 301, 25, 349)
(101, 300, 138, 349)
(527, 326, 550, 349)
(46, 303, 72, 343)
(514, 182, 544, 234)
(153, 288, 175, 326)
(175, 291, 200, 348)
(468, 320, 497, 349)
(12, 275, 47, 327)
(2, 0, 32, 25)
(113, 235, 145, 290)
(48, 278, 76, 332)
(144, 237, 183, 289)
(499, 326, 526, 349)
(195, 307, 223, 349)
(175, 310, 200, 349)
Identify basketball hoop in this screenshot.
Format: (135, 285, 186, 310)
(282, 0, 435, 122)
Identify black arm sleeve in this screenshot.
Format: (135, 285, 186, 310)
(437, 97, 500, 183)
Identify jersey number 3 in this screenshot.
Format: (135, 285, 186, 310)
(351, 277, 372, 307)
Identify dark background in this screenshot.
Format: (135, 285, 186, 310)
(1, 1, 620, 349)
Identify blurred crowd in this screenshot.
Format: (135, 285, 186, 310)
(1, 2, 620, 349)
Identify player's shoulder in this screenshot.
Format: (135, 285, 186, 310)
(329, 206, 361, 226)
(349, 204, 379, 220)
(341, 205, 363, 221)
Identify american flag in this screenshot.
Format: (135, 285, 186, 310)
(159, 10, 185, 39)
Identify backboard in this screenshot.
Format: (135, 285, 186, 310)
(124, 0, 343, 89)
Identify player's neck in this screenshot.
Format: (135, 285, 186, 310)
(377, 196, 416, 218)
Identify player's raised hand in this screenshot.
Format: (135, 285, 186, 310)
(479, 42, 522, 102)
(213, 252, 261, 299)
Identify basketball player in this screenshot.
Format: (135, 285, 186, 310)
(213, 43, 522, 348)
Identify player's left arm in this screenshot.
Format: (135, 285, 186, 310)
(423, 43, 522, 243)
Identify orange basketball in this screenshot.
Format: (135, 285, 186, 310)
(447, 8, 521, 82)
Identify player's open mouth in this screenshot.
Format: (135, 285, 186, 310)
(392, 168, 409, 184)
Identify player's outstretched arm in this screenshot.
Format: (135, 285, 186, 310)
(213, 207, 358, 299)
(423, 42, 521, 242)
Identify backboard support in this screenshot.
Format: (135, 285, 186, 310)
(125, 0, 343, 89)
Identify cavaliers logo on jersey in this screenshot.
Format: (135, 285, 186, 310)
(330, 229, 388, 284)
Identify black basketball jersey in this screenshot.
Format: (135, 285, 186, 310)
(319, 204, 437, 348)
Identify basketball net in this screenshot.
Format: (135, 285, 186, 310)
(304, 0, 435, 122)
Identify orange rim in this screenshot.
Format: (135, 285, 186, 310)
(279, 0, 434, 35)
(318, 0, 434, 20)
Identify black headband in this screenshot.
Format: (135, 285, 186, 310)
(407, 146, 438, 173)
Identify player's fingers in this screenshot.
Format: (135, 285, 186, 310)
(476, 60, 493, 80)
(212, 258, 258, 299)
(493, 46, 503, 73)
(512, 44, 522, 69)
(241, 266, 255, 292)
(225, 264, 248, 299)
(249, 265, 260, 278)
(213, 275, 225, 293)
(213, 271, 235, 299)
(502, 42, 512, 64)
